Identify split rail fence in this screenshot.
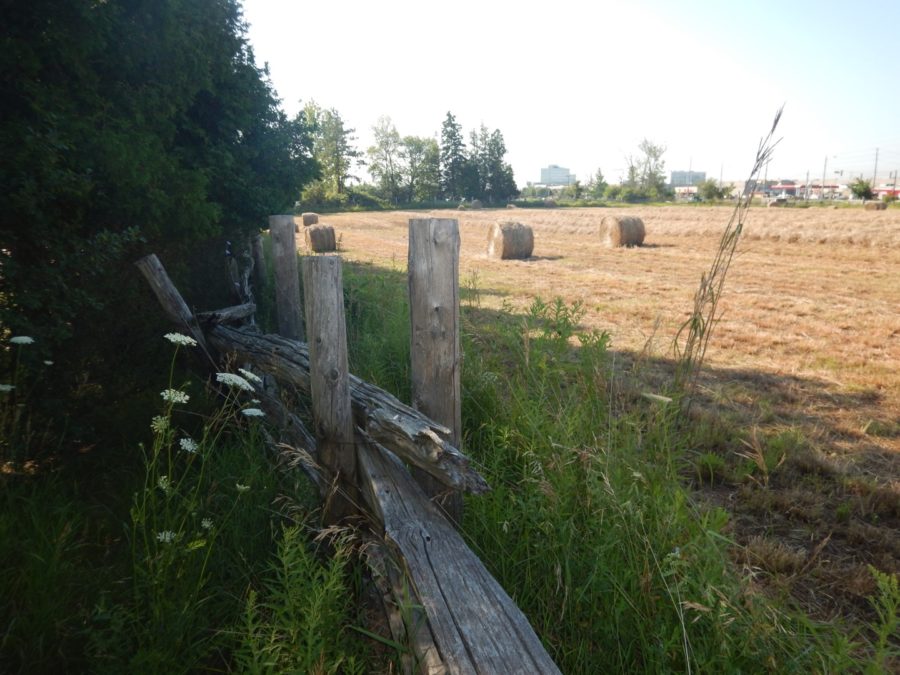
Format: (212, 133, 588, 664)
(137, 216, 561, 674)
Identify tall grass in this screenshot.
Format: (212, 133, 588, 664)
(340, 261, 891, 672)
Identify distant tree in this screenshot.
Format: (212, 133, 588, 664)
(466, 125, 517, 203)
(849, 177, 874, 200)
(439, 112, 467, 200)
(367, 116, 404, 203)
(637, 139, 667, 198)
(697, 178, 727, 201)
(401, 135, 440, 202)
(588, 169, 608, 199)
(303, 102, 360, 195)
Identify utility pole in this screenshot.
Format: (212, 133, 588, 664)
(821, 155, 828, 200)
(805, 170, 810, 201)
(873, 147, 879, 187)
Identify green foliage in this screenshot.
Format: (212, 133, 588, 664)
(1, 0, 317, 458)
(588, 168, 608, 199)
(235, 526, 364, 675)
(303, 101, 360, 195)
(439, 112, 468, 200)
(367, 116, 405, 204)
(866, 566, 900, 673)
(697, 178, 729, 201)
(850, 177, 875, 200)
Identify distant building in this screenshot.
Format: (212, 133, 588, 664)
(670, 170, 706, 187)
(540, 165, 576, 186)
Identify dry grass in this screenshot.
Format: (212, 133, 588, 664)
(322, 204, 900, 624)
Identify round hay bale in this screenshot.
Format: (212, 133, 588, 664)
(599, 216, 645, 247)
(506, 203, 518, 209)
(864, 201, 887, 211)
(544, 198, 557, 208)
(487, 221, 534, 260)
(305, 224, 336, 253)
(457, 202, 468, 210)
(471, 199, 483, 210)
(301, 212, 319, 226)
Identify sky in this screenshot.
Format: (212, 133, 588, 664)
(241, 0, 900, 187)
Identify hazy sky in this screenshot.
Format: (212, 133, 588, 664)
(242, 0, 900, 187)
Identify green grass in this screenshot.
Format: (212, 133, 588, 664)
(340, 261, 896, 672)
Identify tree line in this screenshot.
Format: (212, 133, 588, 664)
(299, 108, 518, 208)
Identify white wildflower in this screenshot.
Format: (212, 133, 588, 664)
(157, 475, 172, 494)
(156, 530, 176, 544)
(150, 415, 169, 434)
(43, 360, 53, 366)
(236, 483, 250, 493)
(241, 408, 265, 418)
(238, 368, 263, 385)
(9, 336, 34, 345)
(161, 389, 190, 404)
(200, 518, 213, 530)
(216, 372, 254, 392)
(179, 437, 199, 453)
(250, 399, 260, 404)
(0, 384, 14, 393)
(164, 332, 198, 347)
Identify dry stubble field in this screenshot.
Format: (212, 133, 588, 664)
(314, 205, 899, 622)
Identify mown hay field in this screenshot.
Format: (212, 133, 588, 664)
(320, 205, 900, 621)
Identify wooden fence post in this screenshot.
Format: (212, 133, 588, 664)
(250, 231, 267, 294)
(269, 215, 304, 341)
(302, 254, 358, 523)
(408, 218, 463, 524)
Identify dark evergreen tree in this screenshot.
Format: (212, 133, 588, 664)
(439, 112, 467, 200)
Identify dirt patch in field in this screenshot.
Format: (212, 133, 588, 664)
(320, 204, 900, 624)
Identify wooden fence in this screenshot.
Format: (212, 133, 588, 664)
(137, 216, 560, 674)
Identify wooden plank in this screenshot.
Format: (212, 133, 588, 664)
(197, 303, 256, 326)
(135, 254, 215, 367)
(206, 325, 489, 494)
(250, 231, 267, 294)
(358, 440, 561, 675)
(269, 214, 304, 340)
(302, 254, 358, 522)
(408, 218, 463, 523)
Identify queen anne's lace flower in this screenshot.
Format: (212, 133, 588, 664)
(180, 437, 199, 453)
(164, 333, 198, 347)
(0, 384, 14, 393)
(201, 518, 213, 530)
(9, 336, 34, 345)
(157, 475, 172, 494)
(156, 530, 176, 544)
(216, 372, 254, 392)
(238, 368, 263, 385)
(241, 408, 265, 417)
(236, 483, 250, 493)
(161, 389, 190, 404)
(150, 415, 169, 434)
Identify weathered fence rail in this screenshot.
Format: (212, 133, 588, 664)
(136, 216, 560, 674)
